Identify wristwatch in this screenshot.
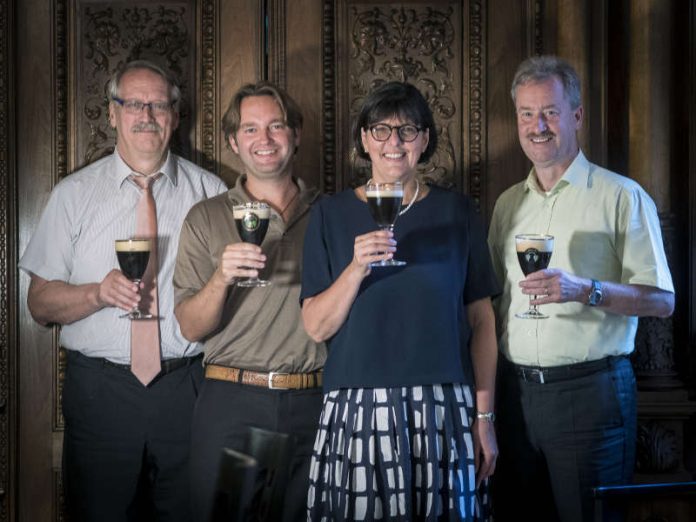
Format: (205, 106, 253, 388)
(588, 279, 604, 306)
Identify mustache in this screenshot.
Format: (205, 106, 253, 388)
(132, 122, 162, 132)
(527, 131, 555, 140)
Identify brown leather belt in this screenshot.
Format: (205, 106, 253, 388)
(205, 364, 323, 390)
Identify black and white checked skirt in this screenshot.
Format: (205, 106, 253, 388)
(307, 384, 489, 521)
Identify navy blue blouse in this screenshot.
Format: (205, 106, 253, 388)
(301, 186, 499, 392)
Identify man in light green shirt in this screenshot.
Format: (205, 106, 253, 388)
(488, 55, 674, 522)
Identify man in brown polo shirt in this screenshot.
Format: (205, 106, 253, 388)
(173, 82, 326, 522)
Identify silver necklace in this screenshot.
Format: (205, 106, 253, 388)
(399, 179, 420, 216)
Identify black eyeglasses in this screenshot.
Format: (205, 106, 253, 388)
(368, 123, 422, 143)
(112, 96, 175, 115)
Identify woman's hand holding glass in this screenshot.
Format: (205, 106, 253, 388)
(351, 229, 397, 274)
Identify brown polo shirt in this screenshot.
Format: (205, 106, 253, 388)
(173, 175, 326, 373)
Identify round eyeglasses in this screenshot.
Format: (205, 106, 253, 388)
(368, 123, 422, 143)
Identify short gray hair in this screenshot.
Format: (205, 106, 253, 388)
(511, 55, 581, 110)
(107, 60, 181, 110)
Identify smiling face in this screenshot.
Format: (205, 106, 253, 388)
(109, 68, 178, 170)
(229, 95, 300, 181)
(360, 116, 429, 184)
(515, 76, 582, 179)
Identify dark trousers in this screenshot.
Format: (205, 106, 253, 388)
(62, 351, 204, 522)
(190, 378, 323, 522)
(492, 356, 636, 522)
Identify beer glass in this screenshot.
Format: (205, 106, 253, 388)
(115, 238, 152, 319)
(365, 180, 406, 267)
(515, 234, 554, 319)
(233, 202, 271, 287)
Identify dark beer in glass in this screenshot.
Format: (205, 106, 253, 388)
(515, 234, 554, 319)
(115, 238, 152, 319)
(365, 180, 406, 267)
(233, 202, 271, 287)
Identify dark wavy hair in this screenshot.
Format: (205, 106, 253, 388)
(352, 81, 437, 164)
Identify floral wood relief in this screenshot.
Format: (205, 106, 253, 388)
(77, 3, 193, 168)
(348, 5, 458, 188)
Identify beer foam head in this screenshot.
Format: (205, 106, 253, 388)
(115, 239, 151, 252)
(233, 203, 271, 219)
(515, 234, 554, 252)
(365, 187, 404, 198)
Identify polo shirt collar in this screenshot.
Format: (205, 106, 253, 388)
(524, 150, 590, 195)
(227, 174, 318, 207)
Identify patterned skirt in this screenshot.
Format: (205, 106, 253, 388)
(307, 384, 489, 521)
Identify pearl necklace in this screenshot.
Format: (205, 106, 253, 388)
(398, 179, 420, 216)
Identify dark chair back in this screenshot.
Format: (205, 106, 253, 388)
(593, 481, 696, 522)
(245, 426, 295, 522)
(209, 448, 258, 522)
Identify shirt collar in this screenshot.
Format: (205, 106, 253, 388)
(226, 174, 318, 206)
(524, 150, 590, 195)
(114, 149, 177, 188)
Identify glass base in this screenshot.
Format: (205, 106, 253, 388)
(515, 309, 549, 319)
(370, 259, 407, 267)
(236, 278, 271, 288)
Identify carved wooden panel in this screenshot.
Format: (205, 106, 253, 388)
(329, 1, 477, 198)
(73, 1, 197, 171)
(634, 213, 678, 389)
(0, 0, 13, 516)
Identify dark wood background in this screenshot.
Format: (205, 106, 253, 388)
(1, 0, 694, 520)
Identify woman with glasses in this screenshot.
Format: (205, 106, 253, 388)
(300, 81, 499, 521)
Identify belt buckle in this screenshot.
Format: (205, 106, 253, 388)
(531, 368, 545, 384)
(268, 371, 290, 390)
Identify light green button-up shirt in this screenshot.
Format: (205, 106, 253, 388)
(488, 151, 674, 367)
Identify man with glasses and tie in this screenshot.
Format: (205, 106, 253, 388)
(19, 60, 226, 521)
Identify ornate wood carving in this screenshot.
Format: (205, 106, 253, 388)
(322, 0, 337, 194)
(54, 470, 66, 522)
(199, 0, 217, 172)
(268, 0, 287, 87)
(466, 0, 484, 209)
(340, 3, 461, 190)
(75, 2, 195, 169)
(528, 0, 544, 56)
(54, 0, 68, 431)
(55, 0, 69, 181)
(636, 421, 679, 473)
(0, 0, 11, 516)
(55, 347, 67, 429)
(634, 212, 679, 389)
